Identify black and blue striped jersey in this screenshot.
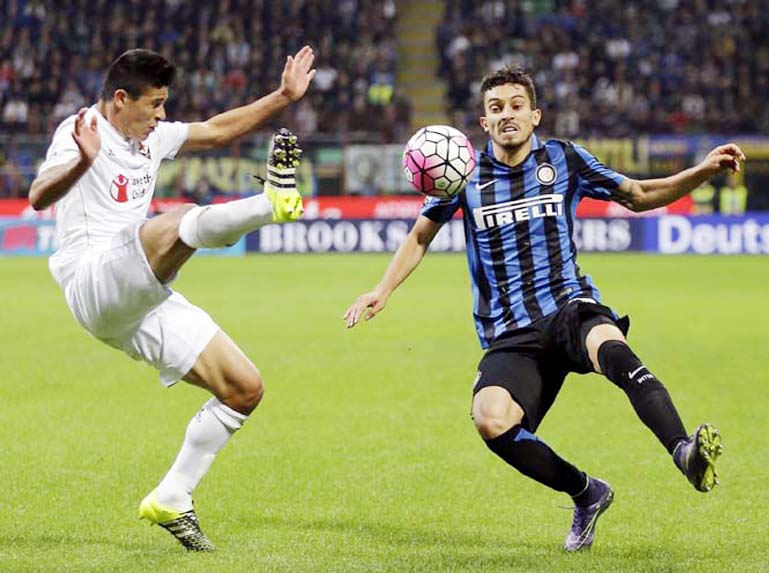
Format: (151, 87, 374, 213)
(421, 135, 626, 348)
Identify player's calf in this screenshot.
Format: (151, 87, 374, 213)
(597, 340, 688, 454)
(177, 132, 304, 250)
(176, 128, 304, 250)
(596, 341, 723, 491)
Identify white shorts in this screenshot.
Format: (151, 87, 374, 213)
(55, 221, 220, 386)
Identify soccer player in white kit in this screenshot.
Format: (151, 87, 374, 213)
(28, 47, 316, 551)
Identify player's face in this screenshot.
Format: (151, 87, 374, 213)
(480, 84, 541, 150)
(117, 86, 168, 141)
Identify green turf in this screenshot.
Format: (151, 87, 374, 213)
(1, 253, 767, 572)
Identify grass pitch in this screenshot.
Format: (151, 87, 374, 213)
(0, 253, 767, 572)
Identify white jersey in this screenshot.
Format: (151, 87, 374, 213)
(39, 105, 188, 285)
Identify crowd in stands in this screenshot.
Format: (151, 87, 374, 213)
(2, 1, 769, 201)
(438, 0, 769, 137)
(0, 0, 408, 139)
(4, 0, 767, 141)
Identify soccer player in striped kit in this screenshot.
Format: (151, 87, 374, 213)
(344, 66, 745, 551)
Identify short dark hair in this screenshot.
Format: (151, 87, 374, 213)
(100, 49, 176, 101)
(480, 66, 537, 109)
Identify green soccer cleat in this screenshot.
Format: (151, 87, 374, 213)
(264, 127, 304, 223)
(139, 491, 215, 552)
(674, 423, 723, 492)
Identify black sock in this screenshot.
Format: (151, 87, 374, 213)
(484, 425, 587, 496)
(571, 477, 607, 507)
(598, 340, 687, 454)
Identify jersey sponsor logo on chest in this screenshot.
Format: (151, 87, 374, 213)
(472, 194, 564, 230)
(109, 173, 153, 203)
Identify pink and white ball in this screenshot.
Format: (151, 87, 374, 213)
(402, 125, 476, 198)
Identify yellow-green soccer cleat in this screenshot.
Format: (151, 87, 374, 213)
(264, 127, 304, 223)
(139, 492, 215, 552)
(673, 423, 723, 492)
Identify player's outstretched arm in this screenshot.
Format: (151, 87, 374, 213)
(181, 46, 316, 153)
(613, 143, 747, 212)
(344, 216, 442, 328)
(29, 108, 101, 211)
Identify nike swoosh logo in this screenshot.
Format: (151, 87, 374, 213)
(628, 366, 645, 379)
(478, 179, 498, 191)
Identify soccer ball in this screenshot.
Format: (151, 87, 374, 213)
(402, 125, 476, 198)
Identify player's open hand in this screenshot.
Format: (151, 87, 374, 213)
(700, 143, 746, 176)
(343, 290, 387, 328)
(279, 46, 316, 102)
(72, 107, 101, 164)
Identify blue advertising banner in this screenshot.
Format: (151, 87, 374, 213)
(245, 219, 467, 253)
(245, 218, 647, 254)
(573, 218, 646, 252)
(648, 214, 769, 255)
(0, 219, 245, 256)
(4, 216, 768, 256)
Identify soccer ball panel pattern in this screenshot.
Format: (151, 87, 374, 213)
(402, 125, 476, 198)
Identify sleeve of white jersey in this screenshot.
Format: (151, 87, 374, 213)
(37, 115, 82, 175)
(155, 120, 190, 161)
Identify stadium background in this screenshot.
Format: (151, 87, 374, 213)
(1, 2, 768, 572)
(2, 0, 769, 256)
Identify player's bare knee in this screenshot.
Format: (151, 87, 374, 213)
(473, 414, 513, 439)
(243, 372, 265, 409)
(226, 371, 264, 414)
(139, 204, 198, 283)
(145, 205, 195, 247)
(162, 204, 197, 246)
(173, 204, 198, 217)
(472, 388, 524, 439)
(585, 323, 625, 373)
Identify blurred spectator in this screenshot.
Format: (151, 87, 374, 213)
(347, 94, 373, 133)
(184, 176, 217, 206)
(438, 0, 769, 137)
(291, 99, 319, 134)
(0, 0, 410, 137)
(718, 172, 748, 215)
(52, 80, 85, 122)
(0, 140, 23, 198)
(690, 182, 717, 215)
(2, 89, 28, 130)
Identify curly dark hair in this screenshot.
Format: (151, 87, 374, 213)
(479, 66, 537, 109)
(100, 49, 176, 101)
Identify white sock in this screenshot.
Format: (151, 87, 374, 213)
(155, 397, 248, 511)
(178, 193, 273, 249)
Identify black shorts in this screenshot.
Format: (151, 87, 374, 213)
(473, 299, 630, 432)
